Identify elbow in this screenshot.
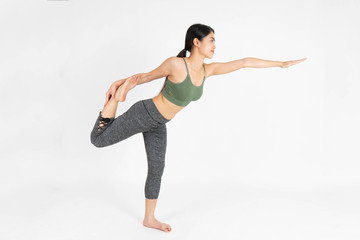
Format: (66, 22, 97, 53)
(242, 57, 249, 68)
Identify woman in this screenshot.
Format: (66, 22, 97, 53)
(90, 23, 306, 233)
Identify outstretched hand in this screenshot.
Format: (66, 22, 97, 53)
(281, 58, 307, 68)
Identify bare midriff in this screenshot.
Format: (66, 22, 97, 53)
(151, 92, 185, 121)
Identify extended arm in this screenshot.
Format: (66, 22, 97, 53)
(136, 73, 152, 85)
(136, 57, 175, 85)
(245, 57, 307, 68)
(208, 57, 281, 76)
(104, 57, 175, 104)
(245, 57, 283, 68)
(112, 72, 149, 87)
(208, 57, 306, 78)
(112, 56, 174, 87)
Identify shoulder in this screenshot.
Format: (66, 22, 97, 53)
(170, 57, 212, 78)
(163, 56, 183, 70)
(166, 57, 186, 72)
(166, 56, 183, 64)
(163, 57, 187, 82)
(171, 56, 185, 65)
(165, 57, 211, 78)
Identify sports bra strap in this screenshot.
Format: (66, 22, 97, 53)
(183, 58, 206, 79)
(182, 58, 189, 74)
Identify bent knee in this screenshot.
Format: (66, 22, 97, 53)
(90, 134, 106, 148)
(92, 141, 104, 148)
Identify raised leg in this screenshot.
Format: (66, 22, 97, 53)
(90, 99, 156, 148)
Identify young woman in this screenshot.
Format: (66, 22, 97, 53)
(90, 23, 306, 233)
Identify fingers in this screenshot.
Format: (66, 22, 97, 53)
(282, 58, 306, 68)
(104, 88, 114, 106)
(104, 88, 111, 105)
(104, 94, 111, 106)
(296, 58, 306, 64)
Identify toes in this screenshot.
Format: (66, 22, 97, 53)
(161, 224, 171, 232)
(165, 224, 171, 231)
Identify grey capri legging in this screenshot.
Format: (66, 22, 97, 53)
(90, 98, 171, 199)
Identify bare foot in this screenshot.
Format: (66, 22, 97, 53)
(143, 218, 172, 233)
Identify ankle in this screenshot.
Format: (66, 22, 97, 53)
(144, 216, 156, 221)
(100, 111, 115, 119)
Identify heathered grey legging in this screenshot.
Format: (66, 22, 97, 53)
(90, 98, 171, 199)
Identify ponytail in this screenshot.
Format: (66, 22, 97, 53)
(178, 48, 187, 58)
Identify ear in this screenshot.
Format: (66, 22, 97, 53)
(193, 38, 200, 47)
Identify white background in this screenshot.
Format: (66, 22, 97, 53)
(1, 0, 359, 239)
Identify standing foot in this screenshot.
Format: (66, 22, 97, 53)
(143, 217, 172, 233)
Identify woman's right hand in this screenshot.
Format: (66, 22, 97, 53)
(104, 81, 121, 107)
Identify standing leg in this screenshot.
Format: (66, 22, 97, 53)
(142, 124, 172, 232)
(143, 124, 167, 200)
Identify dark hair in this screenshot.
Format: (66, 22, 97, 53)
(158, 23, 215, 94)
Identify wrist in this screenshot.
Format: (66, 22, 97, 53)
(137, 73, 149, 85)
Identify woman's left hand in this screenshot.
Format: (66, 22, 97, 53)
(281, 58, 307, 68)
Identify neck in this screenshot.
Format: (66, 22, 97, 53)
(186, 53, 205, 71)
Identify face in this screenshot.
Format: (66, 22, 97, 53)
(198, 31, 216, 59)
(200, 32, 216, 58)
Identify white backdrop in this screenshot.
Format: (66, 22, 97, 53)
(1, 0, 359, 239)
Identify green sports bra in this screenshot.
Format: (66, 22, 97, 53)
(162, 57, 206, 107)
